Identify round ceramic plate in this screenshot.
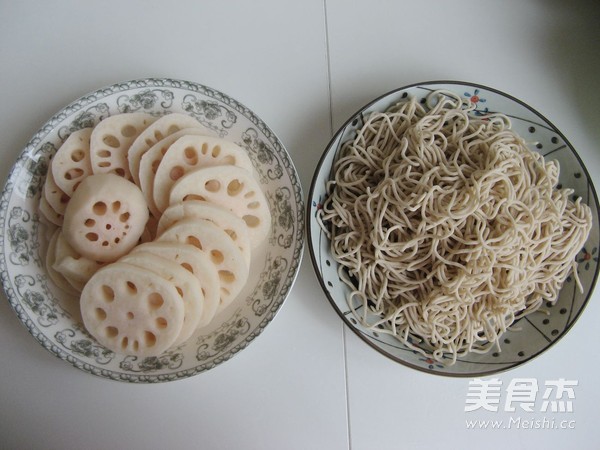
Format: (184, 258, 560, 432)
(0, 78, 304, 382)
(308, 80, 600, 377)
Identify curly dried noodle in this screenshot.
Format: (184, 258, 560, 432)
(318, 90, 592, 365)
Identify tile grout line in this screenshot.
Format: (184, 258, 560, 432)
(323, 2, 350, 448)
(342, 325, 353, 450)
(323, 0, 334, 138)
(322, 2, 350, 448)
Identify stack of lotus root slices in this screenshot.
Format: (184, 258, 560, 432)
(39, 113, 271, 357)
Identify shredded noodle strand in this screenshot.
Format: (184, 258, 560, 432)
(318, 91, 592, 365)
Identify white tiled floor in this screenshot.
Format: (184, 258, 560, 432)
(1, 1, 599, 449)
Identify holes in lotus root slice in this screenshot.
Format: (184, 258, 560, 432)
(210, 250, 224, 265)
(93, 201, 107, 215)
(63, 174, 148, 262)
(170, 166, 185, 181)
(126, 281, 138, 295)
(43, 169, 70, 215)
(96, 308, 107, 320)
(106, 326, 118, 338)
(121, 125, 137, 138)
(128, 114, 210, 186)
(102, 285, 115, 302)
(111, 201, 121, 212)
(145, 331, 157, 347)
(243, 215, 261, 228)
(225, 229, 238, 240)
(219, 270, 236, 284)
(52, 128, 93, 196)
(103, 135, 120, 148)
(205, 179, 221, 192)
(81, 263, 185, 357)
(118, 251, 205, 346)
(186, 236, 202, 249)
(148, 292, 164, 310)
(184, 147, 198, 165)
(129, 241, 221, 328)
(138, 132, 200, 218)
(183, 194, 206, 202)
(86, 232, 99, 242)
(91, 113, 156, 180)
(71, 149, 85, 162)
(97, 149, 112, 158)
(151, 134, 254, 212)
(157, 218, 248, 310)
(169, 165, 271, 245)
(227, 179, 243, 196)
(65, 168, 85, 181)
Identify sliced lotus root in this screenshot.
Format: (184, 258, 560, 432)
(157, 218, 249, 310)
(157, 200, 252, 264)
(39, 194, 64, 226)
(90, 113, 156, 179)
(62, 173, 149, 262)
(81, 262, 185, 357)
(131, 242, 220, 328)
(45, 229, 78, 296)
(128, 113, 212, 186)
(43, 168, 70, 216)
(119, 252, 204, 346)
(138, 128, 218, 217)
(53, 231, 105, 290)
(169, 165, 271, 244)
(153, 135, 254, 212)
(51, 128, 93, 195)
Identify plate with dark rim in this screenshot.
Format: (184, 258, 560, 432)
(0, 78, 304, 383)
(307, 80, 599, 376)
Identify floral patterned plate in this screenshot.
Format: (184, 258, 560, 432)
(0, 78, 304, 382)
(307, 81, 600, 376)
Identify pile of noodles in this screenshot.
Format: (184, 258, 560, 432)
(318, 91, 592, 365)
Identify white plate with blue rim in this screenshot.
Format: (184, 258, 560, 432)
(0, 78, 304, 383)
(307, 80, 600, 377)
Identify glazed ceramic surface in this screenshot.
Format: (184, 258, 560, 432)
(308, 81, 600, 376)
(0, 78, 304, 383)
